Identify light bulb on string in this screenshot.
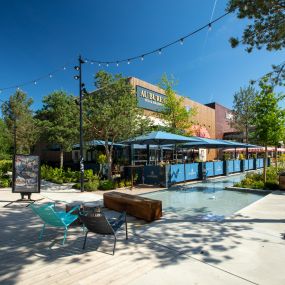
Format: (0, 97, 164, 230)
(63, 66, 66, 70)
(127, 59, 130, 65)
(116, 62, 119, 67)
(141, 55, 144, 61)
(158, 49, 162, 55)
(90, 61, 94, 65)
(208, 23, 212, 31)
(180, 38, 184, 45)
(106, 63, 109, 67)
(34, 81, 37, 85)
(49, 74, 52, 78)
(98, 63, 101, 67)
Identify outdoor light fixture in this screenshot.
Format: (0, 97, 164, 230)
(158, 49, 162, 55)
(180, 38, 184, 45)
(208, 23, 212, 31)
(116, 62, 119, 67)
(98, 63, 101, 67)
(128, 59, 130, 64)
(34, 81, 37, 85)
(141, 55, 144, 61)
(49, 74, 52, 78)
(106, 63, 109, 67)
(73, 55, 85, 192)
(63, 66, 66, 70)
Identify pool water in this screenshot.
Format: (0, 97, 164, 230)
(142, 174, 266, 218)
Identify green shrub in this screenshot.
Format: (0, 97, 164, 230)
(264, 181, 279, 190)
(98, 180, 116, 190)
(0, 160, 12, 174)
(124, 180, 132, 187)
(0, 178, 11, 188)
(73, 181, 99, 191)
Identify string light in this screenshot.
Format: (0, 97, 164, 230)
(90, 61, 94, 65)
(34, 81, 37, 85)
(63, 66, 66, 70)
(98, 63, 101, 67)
(128, 59, 130, 65)
(106, 63, 109, 67)
(116, 62, 119, 67)
(141, 55, 144, 61)
(180, 38, 184, 45)
(158, 49, 162, 55)
(49, 74, 52, 78)
(208, 23, 212, 31)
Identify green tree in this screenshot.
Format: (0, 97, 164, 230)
(251, 77, 285, 182)
(232, 86, 257, 143)
(0, 119, 12, 159)
(227, 0, 285, 85)
(1, 90, 39, 154)
(36, 91, 79, 168)
(84, 71, 144, 179)
(158, 74, 196, 135)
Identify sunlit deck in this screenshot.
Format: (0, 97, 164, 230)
(1, 186, 285, 285)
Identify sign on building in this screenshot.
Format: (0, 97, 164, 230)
(136, 86, 166, 112)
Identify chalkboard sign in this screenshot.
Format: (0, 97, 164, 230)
(12, 155, 41, 193)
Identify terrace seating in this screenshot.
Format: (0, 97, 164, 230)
(29, 202, 79, 245)
(103, 192, 162, 222)
(79, 211, 128, 255)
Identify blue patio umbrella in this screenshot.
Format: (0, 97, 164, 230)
(181, 137, 259, 149)
(122, 131, 200, 145)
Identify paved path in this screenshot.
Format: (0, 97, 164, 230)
(0, 185, 285, 284)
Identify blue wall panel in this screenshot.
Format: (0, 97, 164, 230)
(234, 160, 241, 172)
(244, 159, 249, 170)
(228, 160, 234, 173)
(185, 163, 199, 180)
(248, 159, 254, 170)
(205, 162, 214, 177)
(169, 164, 184, 183)
(214, 161, 224, 176)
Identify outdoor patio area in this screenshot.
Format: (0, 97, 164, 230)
(1, 182, 285, 285)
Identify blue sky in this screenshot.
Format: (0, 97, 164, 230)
(0, 0, 284, 113)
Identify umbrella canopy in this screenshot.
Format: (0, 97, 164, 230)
(122, 131, 200, 145)
(181, 138, 259, 149)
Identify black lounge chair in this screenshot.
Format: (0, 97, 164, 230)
(79, 211, 128, 255)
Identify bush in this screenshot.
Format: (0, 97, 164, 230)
(98, 180, 116, 190)
(0, 160, 12, 174)
(72, 180, 99, 191)
(0, 178, 11, 188)
(264, 181, 279, 190)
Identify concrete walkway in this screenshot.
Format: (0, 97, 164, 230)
(0, 185, 285, 284)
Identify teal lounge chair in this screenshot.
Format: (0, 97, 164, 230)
(30, 202, 79, 245)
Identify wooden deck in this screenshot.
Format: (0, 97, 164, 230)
(1, 188, 285, 285)
(0, 192, 182, 285)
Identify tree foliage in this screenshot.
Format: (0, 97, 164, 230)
(232, 86, 257, 143)
(36, 91, 79, 168)
(227, 0, 285, 52)
(1, 90, 39, 154)
(158, 74, 196, 135)
(84, 71, 145, 179)
(0, 119, 12, 159)
(227, 0, 285, 85)
(251, 77, 285, 181)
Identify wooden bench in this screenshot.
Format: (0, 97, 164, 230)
(103, 192, 162, 222)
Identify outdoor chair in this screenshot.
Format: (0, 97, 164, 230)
(79, 211, 128, 255)
(29, 202, 79, 245)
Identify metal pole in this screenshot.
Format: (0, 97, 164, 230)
(79, 55, 84, 192)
